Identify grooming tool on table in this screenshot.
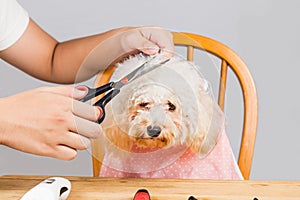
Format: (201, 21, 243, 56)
(133, 189, 151, 200)
(79, 57, 170, 124)
(20, 177, 71, 200)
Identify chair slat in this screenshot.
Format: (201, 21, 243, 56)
(187, 46, 194, 61)
(218, 60, 228, 111)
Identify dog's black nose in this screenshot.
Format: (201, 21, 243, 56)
(147, 125, 161, 137)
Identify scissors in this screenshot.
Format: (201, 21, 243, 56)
(79, 57, 170, 124)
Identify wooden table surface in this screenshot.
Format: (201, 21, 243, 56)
(1, 175, 300, 200)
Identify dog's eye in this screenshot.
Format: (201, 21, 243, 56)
(139, 102, 149, 108)
(167, 102, 176, 111)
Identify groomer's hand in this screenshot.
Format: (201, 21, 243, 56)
(119, 26, 174, 58)
(0, 86, 102, 160)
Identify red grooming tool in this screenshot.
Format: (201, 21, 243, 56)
(133, 189, 151, 200)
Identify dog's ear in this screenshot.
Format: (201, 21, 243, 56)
(190, 88, 225, 155)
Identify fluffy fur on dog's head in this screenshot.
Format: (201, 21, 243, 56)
(101, 54, 224, 156)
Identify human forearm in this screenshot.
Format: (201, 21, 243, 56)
(51, 27, 131, 83)
(0, 19, 173, 84)
(49, 26, 173, 83)
(0, 20, 130, 83)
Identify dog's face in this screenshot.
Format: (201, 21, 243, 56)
(102, 55, 224, 155)
(128, 84, 182, 148)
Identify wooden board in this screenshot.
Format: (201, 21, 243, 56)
(1, 175, 300, 200)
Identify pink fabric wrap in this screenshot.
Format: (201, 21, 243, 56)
(99, 128, 243, 180)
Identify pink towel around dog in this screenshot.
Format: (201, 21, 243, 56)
(99, 128, 243, 180)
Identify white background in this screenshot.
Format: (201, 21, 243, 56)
(1, 0, 300, 180)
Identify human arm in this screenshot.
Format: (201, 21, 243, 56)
(0, 19, 174, 84)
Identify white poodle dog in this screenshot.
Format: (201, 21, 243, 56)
(97, 54, 243, 180)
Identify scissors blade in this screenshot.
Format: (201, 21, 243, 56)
(113, 57, 170, 89)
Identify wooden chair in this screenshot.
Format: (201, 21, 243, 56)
(91, 32, 258, 180)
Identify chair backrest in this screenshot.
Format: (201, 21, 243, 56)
(91, 32, 258, 180)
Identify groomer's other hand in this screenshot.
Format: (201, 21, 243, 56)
(0, 86, 102, 160)
(120, 26, 174, 58)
